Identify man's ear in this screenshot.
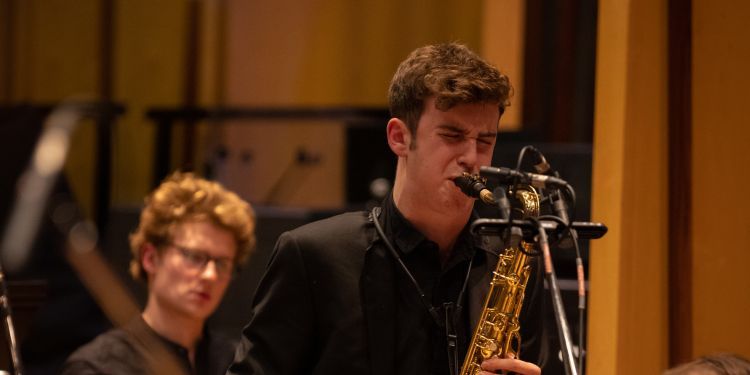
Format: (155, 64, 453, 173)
(386, 118, 411, 157)
(141, 243, 159, 275)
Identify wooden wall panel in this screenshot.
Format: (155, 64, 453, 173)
(6, 0, 100, 217)
(481, 0, 525, 131)
(691, 0, 750, 359)
(0, 0, 11, 102)
(111, 0, 188, 205)
(588, 0, 670, 373)
(220, 0, 482, 208)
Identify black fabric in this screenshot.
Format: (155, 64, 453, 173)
(228, 194, 541, 375)
(61, 315, 235, 375)
(383, 196, 480, 375)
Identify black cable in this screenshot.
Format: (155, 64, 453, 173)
(558, 183, 584, 373)
(554, 183, 585, 374)
(515, 146, 531, 172)
(371, 207, 442, 324)
(569, 228, 585, 374)
(371, 207, 475, 375)
(564, 184, 577, 222)
(514, 145, 538, 187)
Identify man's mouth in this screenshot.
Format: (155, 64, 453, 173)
(192, 290, 212, 302)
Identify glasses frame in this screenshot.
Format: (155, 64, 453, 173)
(168, 243, 237, 278)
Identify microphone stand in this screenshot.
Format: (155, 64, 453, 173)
(535, 205, 578, 375)
(0, 266, 21, 375)
(550, 188, 587, 374)
(457, 160, 606, 375)
(470, 216, 607, 375)
(480, 185, 579, 374)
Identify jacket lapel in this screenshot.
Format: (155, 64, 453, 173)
(360, 210, 397, 375)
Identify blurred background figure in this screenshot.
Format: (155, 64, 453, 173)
(62, 172, 255, 374)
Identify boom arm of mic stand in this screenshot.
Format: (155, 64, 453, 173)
(470, 218, 607, 240)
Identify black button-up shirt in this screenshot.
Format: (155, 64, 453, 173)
(382, 195, 488, 375)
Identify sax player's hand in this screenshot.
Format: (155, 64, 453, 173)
(479, 355, 541, 375)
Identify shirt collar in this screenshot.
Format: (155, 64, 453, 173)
(130, 315, 213, 368)
(381, 193, 426, 255)
(380, 193, 492, 264)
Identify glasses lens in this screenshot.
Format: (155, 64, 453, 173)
(181, 248, 208, 268)
(173, 245, 233, 277)
(214, 259, 233, 276)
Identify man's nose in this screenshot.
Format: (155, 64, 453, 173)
(457, 139, 479, 170)
(200, 260, 219, 281)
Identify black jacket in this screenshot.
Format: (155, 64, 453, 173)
(228, 208, 542, 375)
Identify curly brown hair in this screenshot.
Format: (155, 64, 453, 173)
(388, 42, 512, 139)
(129, 172, 256, 281)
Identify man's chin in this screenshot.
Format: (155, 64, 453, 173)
(182, 302, 218, 321)
(439, 192, 474, 212)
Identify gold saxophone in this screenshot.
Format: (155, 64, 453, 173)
(459, 180, 540, 375)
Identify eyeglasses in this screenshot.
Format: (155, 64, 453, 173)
(170, 244, 235, 278)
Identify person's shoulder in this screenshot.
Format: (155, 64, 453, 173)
(66, 327, 133, 360)
(206, 327, 237, 355)
(277, 210, 374, 258)
(204, 328, 238, 372)
(62, 327, 141, 374)
(288, 210, 372, 239)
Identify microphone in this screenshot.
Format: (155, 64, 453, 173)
(453, 173, 496, 205)
(527, 146, 552, 174)
(479, 166, 568, 189)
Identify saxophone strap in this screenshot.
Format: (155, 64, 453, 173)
(370, 206, 473, 375)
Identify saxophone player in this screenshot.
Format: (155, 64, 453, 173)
(228, 43, 541, 375)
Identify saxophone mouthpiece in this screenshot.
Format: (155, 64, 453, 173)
(479, 189, 495, 205)
(453, 173, 496, 205)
